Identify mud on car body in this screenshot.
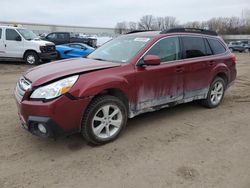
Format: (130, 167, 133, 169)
(15, 28, 237, 145)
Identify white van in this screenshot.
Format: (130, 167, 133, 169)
(0, 26, 57, 65)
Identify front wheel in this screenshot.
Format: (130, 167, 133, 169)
(201, 77, 226, 108)
(244, 48, 250, 53)
(24, 51, 40, 65)
(81, 95, 127, 145)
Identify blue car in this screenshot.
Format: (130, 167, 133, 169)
(56, 43, 95, 59)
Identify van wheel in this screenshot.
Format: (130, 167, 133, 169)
(24, 51, 40, 65)
(81, 95, 127, 145)
(201, 77, 226, 108)
(244, 48, 249, 53)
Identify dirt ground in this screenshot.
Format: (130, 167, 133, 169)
(0, 53, 250, 188)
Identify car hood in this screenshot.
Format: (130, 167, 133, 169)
(24, 58, 121, 86)
(56, 45, 72, 50)
(29, 39, 54, 46)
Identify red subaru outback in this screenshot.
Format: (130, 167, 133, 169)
(15, 28, 237, 145)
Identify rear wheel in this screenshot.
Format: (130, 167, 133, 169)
(24, 51, 40, 65)
(202, 77, 226, 108)
(244, 48, 250, 53)
(81, 95, 127, 145)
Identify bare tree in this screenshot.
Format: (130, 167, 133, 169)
(162, 16, 179, 30)
(115, 22, 128, 34)
(138, 15, 155, 30)
(128, 22, 137, 31)
(155, 17, 164, 30)
(185, 21, 202, 28)
(152, 16, 179, 30)
(114, 12, 250, 35)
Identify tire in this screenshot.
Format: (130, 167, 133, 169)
(24, 51, 40, 65)
(229, 48, 233, 52)
(201, 77, 226, 108)
(244, 48, 250, 53)
(81, 95, 128, 145)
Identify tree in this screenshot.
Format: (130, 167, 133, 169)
(115, 22, 128, 34)
(128, 22, 137, 32)
(138, 15, 155, 30)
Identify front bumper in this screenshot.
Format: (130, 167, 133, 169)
(16, 95, 92, 138)
(38, 52, 57, 60)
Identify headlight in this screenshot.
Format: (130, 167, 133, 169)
(40, 46, 46, 53)
(30, 75, 79, 100)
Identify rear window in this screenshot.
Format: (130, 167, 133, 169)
(181, 36, 206, 58)
(0, 28, 2, 39)
(207, 38, 226, 55)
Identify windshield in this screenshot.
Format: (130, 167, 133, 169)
(17, 29, 38, 40)
(88, 36, 152, 63)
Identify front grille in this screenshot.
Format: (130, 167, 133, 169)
(46, 45, 56, 52)
(40, 45, 56, 53)
(15, 77, 31, 103)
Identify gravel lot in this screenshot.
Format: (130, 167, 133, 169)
(0, 53, 250, 188)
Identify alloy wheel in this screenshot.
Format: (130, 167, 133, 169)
(92, 104, 123, 139)
(27, 55, 36, 64)
(210, 81, 224, 106)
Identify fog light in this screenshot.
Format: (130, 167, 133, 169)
(38, 123, 47, 134)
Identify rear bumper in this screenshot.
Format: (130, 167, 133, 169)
(38, 52, 57, 60)
(16, 95, 92, 138)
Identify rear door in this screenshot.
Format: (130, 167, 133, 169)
(0, 28, 5, 57)
(180, 36, 212, 100)
(134, 37, 184, 112)
(5, 28, 23, 58)
(55, 33, 69, 44)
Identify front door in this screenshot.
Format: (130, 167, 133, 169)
(5, 28, 23, 58)
(133, 37, 184, 114)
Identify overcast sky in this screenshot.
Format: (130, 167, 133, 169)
(0, 0, 249, 28)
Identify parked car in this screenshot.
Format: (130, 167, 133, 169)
(56, 43, 95, 59)
(0, 26, 57, 64)
(41, 32, 97, 48)
(228, 41, 250, 53)
(15, 28, 236, 145)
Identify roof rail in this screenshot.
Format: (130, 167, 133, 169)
(126, 30, 156, 34)
(160, 28, 218, 36)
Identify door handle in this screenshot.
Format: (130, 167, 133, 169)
(4, 44, 7, 47)
(176, 66, 184, 73)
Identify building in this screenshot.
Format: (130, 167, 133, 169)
(0, 21, 116, 36)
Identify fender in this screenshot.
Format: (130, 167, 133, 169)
(72, 74, 131, 100)
(210, 62, 230, 84)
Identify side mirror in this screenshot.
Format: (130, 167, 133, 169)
(16, 36, 22, 41)
(143, 55, 160, 66)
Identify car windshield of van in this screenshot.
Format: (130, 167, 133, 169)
(17, 29, 38, 40)
(87, 36, 152, 63)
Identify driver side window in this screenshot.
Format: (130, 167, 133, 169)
(145, 37, 181, 63)
(47, 33, 56, 40)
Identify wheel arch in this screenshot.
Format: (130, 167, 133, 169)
(214, 72, 229, 86)
(23, 49, 39, 60)
(89, 88, 130, 113)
